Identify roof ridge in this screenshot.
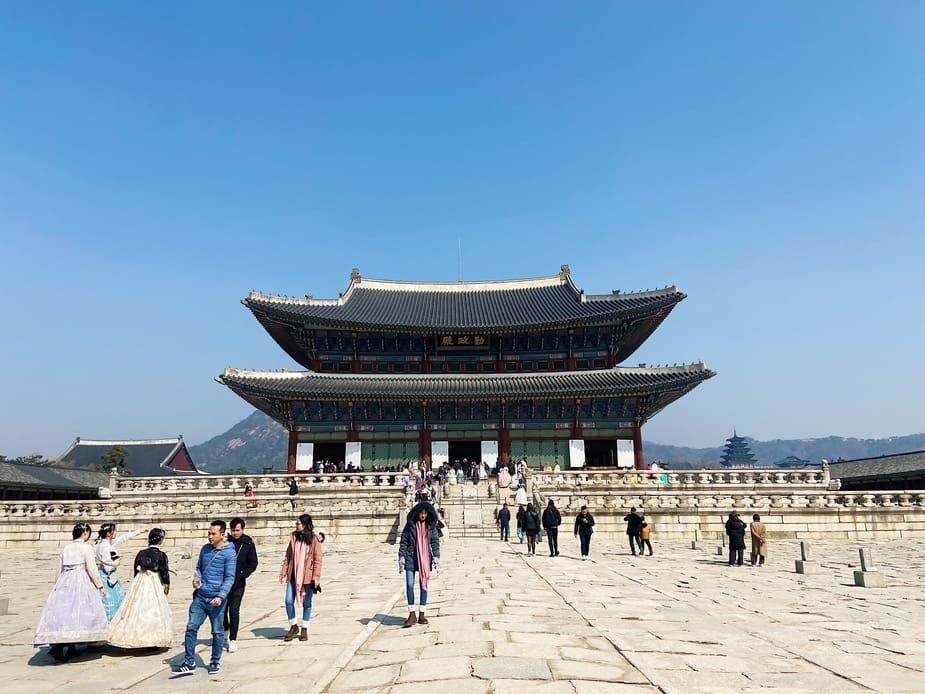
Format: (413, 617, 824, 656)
(220, 362, 712, 381)
(72, 438, 183, 445)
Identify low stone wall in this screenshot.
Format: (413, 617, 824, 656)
(531, 470, 925, 540)
(3, 470, 924, 548)
(0, 474, 413, 550)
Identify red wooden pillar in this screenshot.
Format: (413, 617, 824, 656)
(632, 421, 645, 470)
(499, 428, 510, 463)
(287, 430, 298, 474)
(420, 428, 431, 470)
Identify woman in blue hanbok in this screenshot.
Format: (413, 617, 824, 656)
(34, 523, 110, 661)
(95, 523, 146, 621)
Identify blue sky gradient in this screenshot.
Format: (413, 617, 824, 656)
(1, 3, 923, 457)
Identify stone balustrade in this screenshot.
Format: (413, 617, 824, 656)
(109, 471, 407, 496)
(530, 468, 830, 490)
(3, 469, 924, 548)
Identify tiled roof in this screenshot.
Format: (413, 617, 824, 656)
(243, 266, 684, 331)
(56, 438, 199, 477)
(829, 450, 925, 480)
(0, 461, 109, 490)
(217, 363, 715, 400)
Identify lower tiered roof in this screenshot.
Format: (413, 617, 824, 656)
(218, 363, 714, 405)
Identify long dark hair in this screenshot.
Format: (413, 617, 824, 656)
(293, 513, 314, 544)
(97, 523, 115, 543)
(72, 522, 92, 540)
(148, 528, 166, 545)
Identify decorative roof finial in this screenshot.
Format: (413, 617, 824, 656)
(350, 268, 361, 283)
(559, 264, 570, 279)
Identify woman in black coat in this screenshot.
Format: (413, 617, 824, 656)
(725, 511, 747, 566)
(522, 503, 541, 556)
(398, 501, 441, 627)
(574, 505, 595, 560)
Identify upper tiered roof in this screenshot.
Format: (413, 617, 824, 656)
(244, 265, 684, 332)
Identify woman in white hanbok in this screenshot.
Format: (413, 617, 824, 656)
(34, 523, 109, 662)
(108, 528, 172, 649)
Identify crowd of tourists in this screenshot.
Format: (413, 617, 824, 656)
(33, 456, 768, 677)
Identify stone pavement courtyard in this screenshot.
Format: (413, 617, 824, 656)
(2, 534, 924, 693)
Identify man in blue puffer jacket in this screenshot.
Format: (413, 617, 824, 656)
(171, 520, 236, 677)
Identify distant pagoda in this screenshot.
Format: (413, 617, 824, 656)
(720, 431, 758, 468)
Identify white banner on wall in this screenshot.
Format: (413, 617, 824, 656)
(481, 440, 498, 464)
(431, 441, 449, 467)
(568, 439, 586, 468)
(616, 440, 635, 468)
(345, 441, 362, 469)
(295, 443, 314, 471)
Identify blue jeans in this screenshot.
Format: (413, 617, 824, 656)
(499, 522, 510, 541)
(184, 594, 226, 666)
(578, 531, 592, 556)
(284, 578, 314, 623)
(405, 570, 428, 607)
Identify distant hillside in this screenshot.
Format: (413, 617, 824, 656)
(189, 409, 925, 473)
(189, 411, 287, 473)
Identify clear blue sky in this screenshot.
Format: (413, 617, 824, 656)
(1, 3, 923, 458)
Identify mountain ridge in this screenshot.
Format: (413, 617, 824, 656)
(188, 410, 925, 473)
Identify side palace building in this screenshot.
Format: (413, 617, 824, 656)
(218, 266, 714, 472)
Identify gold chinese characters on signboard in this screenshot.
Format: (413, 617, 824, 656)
(437, 334, 489, 349)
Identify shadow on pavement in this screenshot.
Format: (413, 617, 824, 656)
(358, 613, 405, 626)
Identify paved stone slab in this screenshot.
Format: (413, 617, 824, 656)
(471, 656, 551, 680)
(1, 538, 924, 692)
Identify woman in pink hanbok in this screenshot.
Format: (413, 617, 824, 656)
(34, 523, 109, 662)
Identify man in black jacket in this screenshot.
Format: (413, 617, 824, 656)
(624, 507, 644, 556)
(541, 499, 562, 557)
(224, 517, 259, 653)
(497, 503, 511, 541)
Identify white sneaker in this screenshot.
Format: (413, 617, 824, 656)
(227, 640, 238, 653)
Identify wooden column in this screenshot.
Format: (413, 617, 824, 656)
(632, 421, 645, 470)
(499, 427, 510, 463)
(420, 428, 431, 471)
(287, 430, 298, 474)
(499, 397, 510, 462)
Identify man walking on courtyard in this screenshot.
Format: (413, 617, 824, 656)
(624, 507, 644, 556)
(172, 520, 236, 677)
(497, 502, 511, 541)
(224, 517, 259, 654)
(542, 498, 562, 556)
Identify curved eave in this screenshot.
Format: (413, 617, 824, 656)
(216, 363, 715, 401)
(242, 288, 685, 334)
(245, 292, 685, 370)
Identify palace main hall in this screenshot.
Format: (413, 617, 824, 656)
(218, 266, 714, 473)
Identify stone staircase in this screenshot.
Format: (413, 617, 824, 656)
(437, 477, 533, 538)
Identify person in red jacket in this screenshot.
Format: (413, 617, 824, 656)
(279, 514, 323, 642)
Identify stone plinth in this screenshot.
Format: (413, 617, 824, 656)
(854, 570, 887, 587)
(795, 560, 813, 574)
